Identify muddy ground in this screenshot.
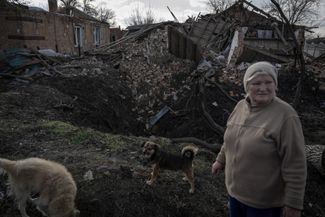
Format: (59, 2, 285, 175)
(0, 58, 325, 217)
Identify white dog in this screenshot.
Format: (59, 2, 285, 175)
(0, 157, 79, 217)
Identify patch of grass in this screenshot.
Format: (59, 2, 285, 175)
(70, 130, 94, 145)
(40, 120, 141, 149)
(42, 121, 97, 145)
(42, 120, 77, 135)
(104, 134, 127, 152)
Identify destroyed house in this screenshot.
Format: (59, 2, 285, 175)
(169, 0, 305, 65)
(0, 0, 110, 55)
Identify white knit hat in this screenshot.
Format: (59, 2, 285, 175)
(243, 61, 278, 92)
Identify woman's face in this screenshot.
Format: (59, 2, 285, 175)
(247, 74, 276, 106)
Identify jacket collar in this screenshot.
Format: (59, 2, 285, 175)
(244, 96, 275, 112)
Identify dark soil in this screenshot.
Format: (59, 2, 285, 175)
(0, 60, 324, 217)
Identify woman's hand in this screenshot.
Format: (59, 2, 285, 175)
(283, 206, 301, 217)
(211, 160, 223, 175)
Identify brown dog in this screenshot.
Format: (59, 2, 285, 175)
(0, 157, 79, 217)
(142, 141, 198, 193)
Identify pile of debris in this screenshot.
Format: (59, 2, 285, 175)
(0, 48, 63, 83)
(1, 0, 325, 141)
(58, 25, 197, 131)
(117, 28, 195, 123)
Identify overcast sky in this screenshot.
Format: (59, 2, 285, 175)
(28, 0, 325, 35)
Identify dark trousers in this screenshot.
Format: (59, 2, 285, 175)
(229, 196, 282, 217)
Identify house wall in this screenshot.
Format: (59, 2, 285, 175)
(0, 8, 110, 55)
(227, 26, 296, 64)
(227, 28, 246, 66)
(110, 27, 125, 42)
(168, 26, 201, 64)
(244, 38, 295, 51)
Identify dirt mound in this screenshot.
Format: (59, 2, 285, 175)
(39, 73, 141, 135)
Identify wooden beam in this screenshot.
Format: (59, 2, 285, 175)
(241, 0, 275, 20)
(244, 44, 290, 63)
(167, 6, 179, 22)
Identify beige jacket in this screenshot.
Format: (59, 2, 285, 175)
(216, 97, 307, 210)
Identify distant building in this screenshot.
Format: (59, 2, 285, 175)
(0, 0, 110, 55)
(110, 27, 126, 42)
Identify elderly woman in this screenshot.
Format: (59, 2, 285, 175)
(212, 61, 307, 217)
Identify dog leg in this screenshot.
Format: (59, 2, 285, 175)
(146, 164, 159, 185)
(185, 169, 195, 194)
(33, 197, 48, 216)
(17, 194, 30, 217)
(11, 185, 30, 217)
(36, 205, 48, 217)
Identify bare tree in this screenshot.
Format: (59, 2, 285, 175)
(82, 0, 97, 16)
(59, 0, 80, 8)
(263, 0, 320, 25)
(143, 9, 155, 24)
(270, 0, 306, 108)
(97, 7, 116, 26)
(127, 8, 143, 26)
(205, 0, 234, 13)
(59, 0, 80, 15)
(126, 7, 155, 26)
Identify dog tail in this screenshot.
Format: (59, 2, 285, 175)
(0, 158, 16, 175)
(181, 145, 198, 160)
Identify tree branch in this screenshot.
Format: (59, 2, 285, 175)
(270, 0, 306, 108)
(199, 79, 225, 135)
